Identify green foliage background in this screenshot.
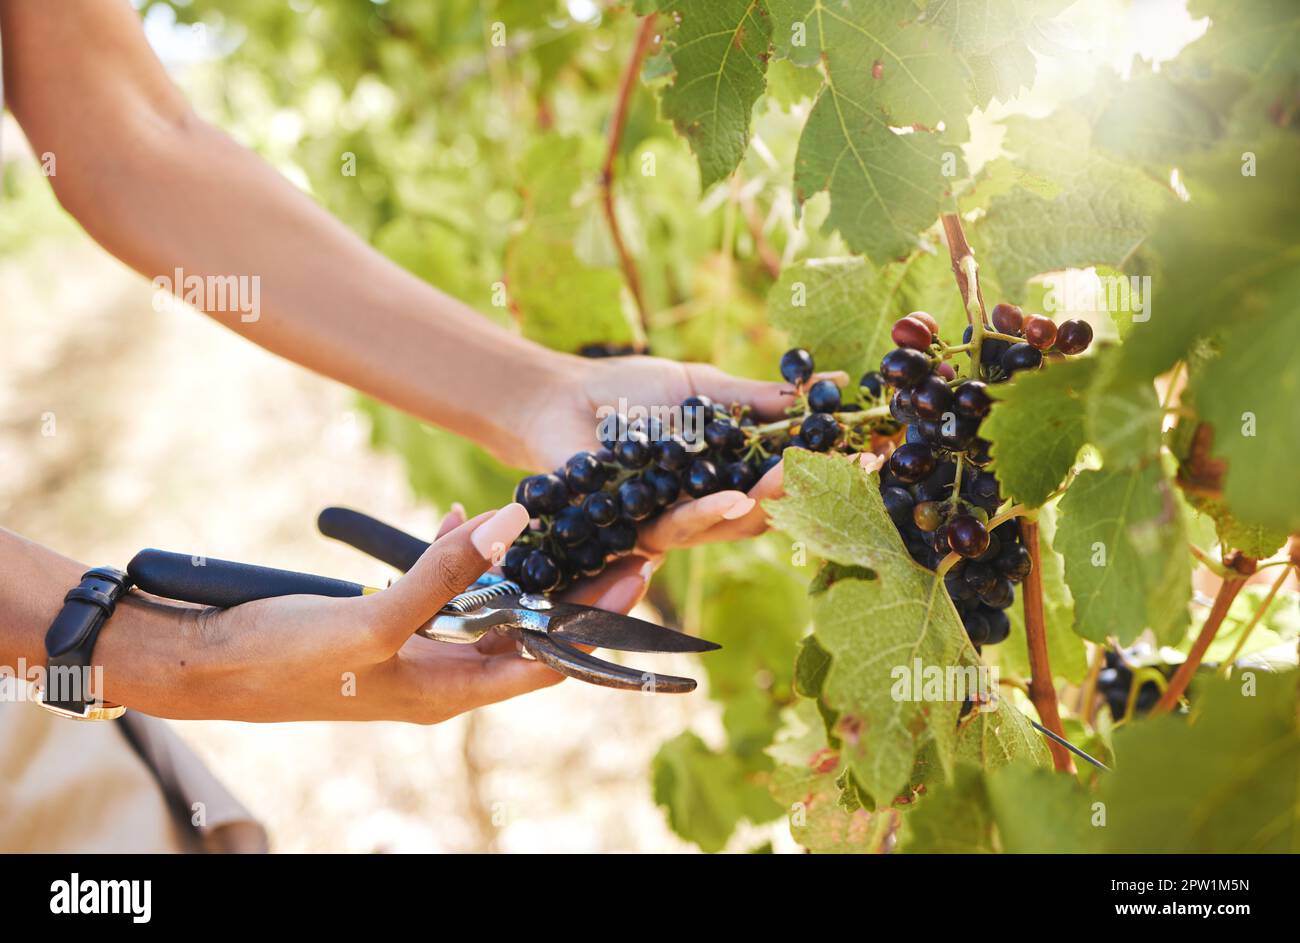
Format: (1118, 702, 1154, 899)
(133, 0, 1298, 852)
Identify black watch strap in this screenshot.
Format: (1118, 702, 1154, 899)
(39, 567, 132, 719)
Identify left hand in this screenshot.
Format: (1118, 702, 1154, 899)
(516, 354, 847, 556)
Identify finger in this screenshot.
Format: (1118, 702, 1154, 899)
(366, 503, 528, 652)
(435, 503, 467, 539)
(657, 456, 785, 547)
(638, 489, 756, 554)
(685, 363, 849, 420)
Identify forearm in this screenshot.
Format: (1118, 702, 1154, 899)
(1, 0, 583, 467)
(0, 528, 191, 710)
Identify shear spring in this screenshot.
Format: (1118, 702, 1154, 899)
(445, 579, 522, 613)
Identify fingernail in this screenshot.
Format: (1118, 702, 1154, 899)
(471, 502, 530, 560)
(721, 495, 756, 520)
(450, 501, 466, 519)
(639, 559, 655, 582)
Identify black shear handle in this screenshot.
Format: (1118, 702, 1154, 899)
(317, 506, 430, 572)
(128, 549, 367, 609)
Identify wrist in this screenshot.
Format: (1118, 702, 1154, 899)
(95, 592, 199, 714)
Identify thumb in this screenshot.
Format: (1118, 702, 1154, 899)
(365, 502, 530, 652)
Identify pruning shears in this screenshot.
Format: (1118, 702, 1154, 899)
(126, 507, 719, 694)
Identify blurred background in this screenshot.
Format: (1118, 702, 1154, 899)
(1, 0, 1236, 852)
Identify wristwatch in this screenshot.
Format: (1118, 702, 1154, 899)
(32, 567, 132, 720)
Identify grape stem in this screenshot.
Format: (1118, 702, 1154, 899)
(1152, 553, 1257, 715)
(752, 404, 891, 436)
(600, 12, 658, 343)
(1019, 516, 1076, 774)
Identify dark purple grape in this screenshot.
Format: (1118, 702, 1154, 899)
(518, 473, 569, 516)
(597, 521, 638, 556)
(780, 348, 815, 385)
(983, 606, 1011, 644)
(721, 461, 758, 492)
(996, 543, 1033, 582)
(1055, 319, 1093, 354)
(963, 609, 991, 645)
(520, 551, 561, 593)
(980, 337, 1011, 368)
(1001, 342, 1042, 376)
(617, 479, 657, 521)
(756, 454, 781, 478)
(947, 514, 991, 558)
(859, 371, 885, 398)
(991, 303, 1024, 335)
(944, 568, 976, 601)
(582, 490, 620, 527)
(953, 381, 992, 418)
(614, 431, 653, 469)
(807, 379, 842, 413)
(552, 506, 595, 546)
(643, 467, 682, 507)
(655, 437, 689, 472)
(684, 459, 720, 497)
(564, 451, 607, 494)
(911, 374, 954, 420)
(963, 561, 997, 594)
(568, 540, 607, 577)
(880, 347, 931, 388)
(704, 419, 744, 453)
(882, 486, 914, 526)
(890, 443, 936, 483)
(501, 544, 530, 583)
(979, 578, 1015, 609)
(800, 413, 840, 451)
(890, 388, 919, 423)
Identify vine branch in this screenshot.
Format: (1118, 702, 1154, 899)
(941, 213, 989, 328)
(1019, 516, 1075, 774)
(1153, 553, 1256, 715)
(601, 13, 657, 343)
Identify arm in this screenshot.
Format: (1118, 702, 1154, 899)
(0, 506, 651, 720)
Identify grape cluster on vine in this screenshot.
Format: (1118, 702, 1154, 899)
(502, 303, 1093, 645)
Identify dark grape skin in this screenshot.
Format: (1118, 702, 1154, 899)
(948, 514, 991, 558)
(780, 348, 815, 385)
(807, 379, 842, 413)
(501, 544, 531, 583)
(720, 461, 758, 492)
(880, 347, 931, 388)
(683, 459, 720, 498)
(1055, 319, 1094, 354)
(889, 443, 936, 483)
(518, 473, 569, 516)
(996, 543, 1033, 582)
(568, 540, 607, 578)
(979, 578, 1016, 609)
(643, 467, 682, 507)
(704, 419, 744, 453)
(911, 374, 953, 420)
(953, 381, 991, 419)
(521, 550, 561, 593)
(963, 609, 992, 646)
(944, 568, 975, 601)
(552, 505, 595, 546)
(597, 520, 638, 556)
(564, 451, 607, 494)
(655, 437, 689, 472)
(614, 432, 653, 469)
(618, 479, 657, 521)
(982, 607, 1011, 645)
(581, 490, 620, 527)
(882, 486, 914, 526)
(1001, 342, 1043, 376)
(1023, 314, 1057, 350)
(859, 371, 885, 398)
(800, 413, 840, 451)
(962, 561, 998, 594)
(891, 316, 933, 351)
(890, 388, 919, 423)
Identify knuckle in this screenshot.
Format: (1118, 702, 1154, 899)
(431, 546, 482, 598)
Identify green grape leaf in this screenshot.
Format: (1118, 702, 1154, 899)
(1186, 290, 1300, 534)
(658, 0, 773, 189)
(980, 357, 1096, 508)
(954, 699, 1052, 770)
(1092, 71, 1224, 168)
(767, 251, 967, 379)
(985, 765, 1100, 853)
(976, 111, 1171, 291)
(897, 765, 996, 853)
(1053, 464, 1192, 646)
(1187, 0, 1300, 93)
(768, 0, 967, 260)
(765, 450, 975, 805)
(1101, 671, 1300, 853)
(1084, 347, 1165, 471)
(652, 731, 782, 853)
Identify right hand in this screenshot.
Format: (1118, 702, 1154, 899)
(105, 503, 654, 723)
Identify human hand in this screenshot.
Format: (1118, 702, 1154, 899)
(109, 503, 653, 723)
(516, 354, 847, 555)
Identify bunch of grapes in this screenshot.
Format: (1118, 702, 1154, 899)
(501, 303, 1094, 639)
(875, 303, 1093, 648)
